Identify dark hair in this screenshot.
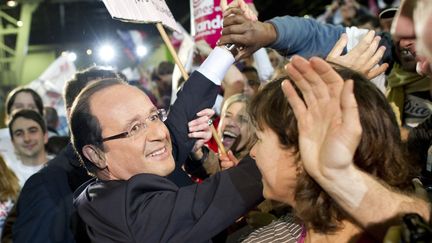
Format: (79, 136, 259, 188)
(44, 106, 59, 130)
(156, 61, 174, 76)
(242, 66, 260, 87)
(63, 67, 120, 109)
(5, 87, 44, 117)
(70, 78, 125, 176)
(8, 109, 47, 139)
(249, 68, 419, 233)
(352, 14, 380, 29)
(46, 136, 70, 155)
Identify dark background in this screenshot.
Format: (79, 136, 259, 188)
(3, 0, 335, 46)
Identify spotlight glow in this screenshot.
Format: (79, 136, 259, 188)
(7, 0, 17, 7)
(17, 20, 23, 27)
(136, 45, 148, 57)
(86, 49, 92, 55)
(68, 52, 77, 62)
(98, 44, 115, 62)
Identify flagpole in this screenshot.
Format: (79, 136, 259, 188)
(155, 22, 226, 156)
(156, 22, 189, 81)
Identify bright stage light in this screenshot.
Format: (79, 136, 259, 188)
(99, 45, 115, 62)
(7, 0, 17, 7)
(86, 49, 93, 55)
(68, 52, 77, 62)
(136, 45, 148, 57)
(17, 21, 23, 27)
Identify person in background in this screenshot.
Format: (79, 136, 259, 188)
(0, 87, 44, 170)
(188, 94, 255, 178)
(4, 87, 44, 121)
(7, 110, 49, 187)
(379, 7, 397, 32)
(218, 94, 255, 164)
(0, 155, 19, 241)
(153, 61, 175, 110)
(43, 107, 59, 137)
(317, 0, 371, 26)
(222, 65, 247, 103)
(352, 14, 381, 32)
(392, 0, 432, 77)
(43, 106, 69, 155)
(241, 66, 261, 97)
(267, 49, 284, 70)
(45, 136, 70, 156)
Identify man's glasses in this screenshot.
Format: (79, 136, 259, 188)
(102, 109, 167, 142)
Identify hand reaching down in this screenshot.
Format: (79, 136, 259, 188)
(219, 8, 277, 59)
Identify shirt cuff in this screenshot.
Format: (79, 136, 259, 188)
(197, 46, 235, 86)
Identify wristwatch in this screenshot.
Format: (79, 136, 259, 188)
(224, 43, 239, 58)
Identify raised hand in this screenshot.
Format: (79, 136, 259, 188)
(219, 150, 240, 170)
(281, 56, 362, 178)
(219, 8, 277, 59)
(220, 0, 257, 21)
(326, 31, 389, 80)
(188, 108, 215, 153)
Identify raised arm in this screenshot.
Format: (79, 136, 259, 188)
(166, 47, 234, 169)
(282, 55, 430, 235)
(219, 9, 345, 59)
(125, 156, 263, 242)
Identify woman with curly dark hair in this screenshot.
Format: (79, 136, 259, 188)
(243, 61, 420, 242)
(0, 155, 19, 239)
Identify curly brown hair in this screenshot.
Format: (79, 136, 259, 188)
(248, 68, 419, 233)
(0, 155, 19, 202)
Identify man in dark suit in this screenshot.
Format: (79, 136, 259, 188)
(71, 47, 263, 243)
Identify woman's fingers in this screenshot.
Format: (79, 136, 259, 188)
(285, 62, 317, 108)
(291, 56, 330, 100)
(341, 80, 362, 141)
(281, 79, 307, 118)
(310, 57, 344, 100)
(367, 63, 389, 80)
(327, 33, 348, 60)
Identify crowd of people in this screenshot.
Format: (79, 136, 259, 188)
(1, 0, 432, 242)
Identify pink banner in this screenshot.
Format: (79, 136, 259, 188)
(192, 0, 253, 48)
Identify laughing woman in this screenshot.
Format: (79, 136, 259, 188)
(188, 94, 257, 177)
(243, 65, 420, 242)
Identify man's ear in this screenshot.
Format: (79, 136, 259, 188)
(82, 145, 106, 169)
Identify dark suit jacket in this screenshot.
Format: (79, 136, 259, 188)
(165, 71, 221, 187)
(13, 144, 92, 243)
(74, 156, 263, 243)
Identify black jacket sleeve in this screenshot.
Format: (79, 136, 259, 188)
(74, 156, 262, 243)
(165, 71, 220, 186)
